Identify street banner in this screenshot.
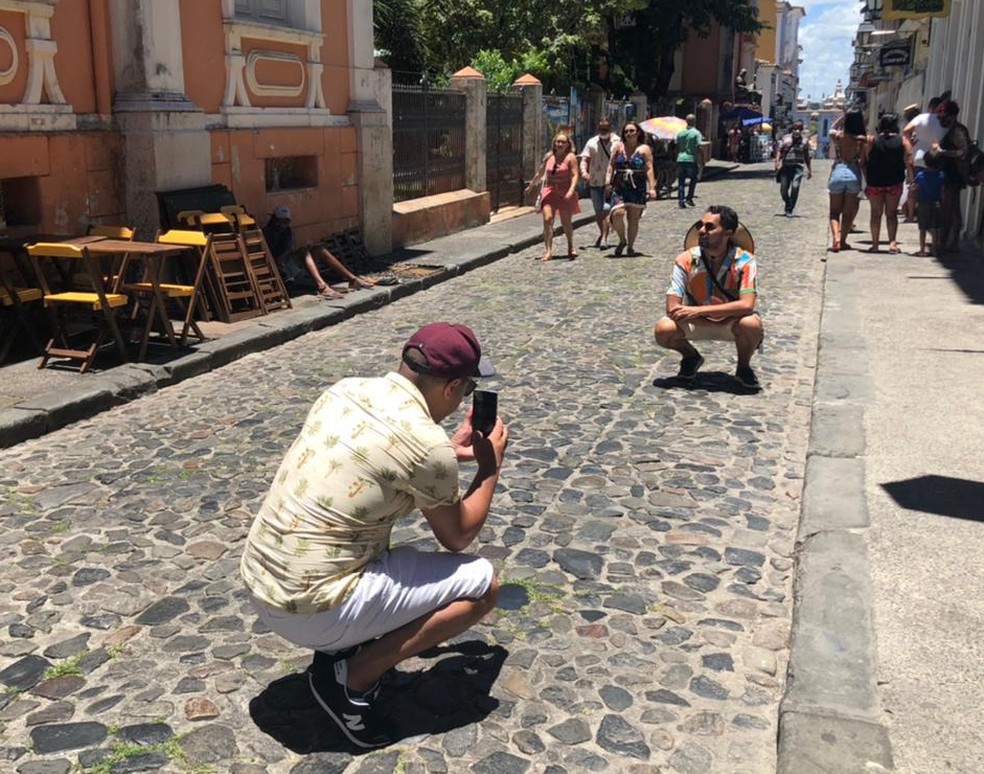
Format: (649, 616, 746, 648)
(882, 0, 951, 20)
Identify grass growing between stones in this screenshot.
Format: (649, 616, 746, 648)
(81, 734, 207, 774)
(42, 652, 85, 679)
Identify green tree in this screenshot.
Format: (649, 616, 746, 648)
(610, 0, 765, 101)
(374, 1, 764, 99)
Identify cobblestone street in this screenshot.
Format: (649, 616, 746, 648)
(0, 163, 833, 773)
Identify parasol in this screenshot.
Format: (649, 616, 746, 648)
(638, 116, 688, 140)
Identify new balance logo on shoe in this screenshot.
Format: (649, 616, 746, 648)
(343, 713, 366, 731)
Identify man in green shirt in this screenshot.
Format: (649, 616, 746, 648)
(676, 114, 704, 209)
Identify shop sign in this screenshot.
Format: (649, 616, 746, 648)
(882, 0, 951, 20)
(879, 41, 912, 67)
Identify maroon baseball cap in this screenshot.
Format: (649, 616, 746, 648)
(402, 322, 496, 379)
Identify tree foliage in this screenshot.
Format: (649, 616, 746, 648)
(374, 0, 764, 99)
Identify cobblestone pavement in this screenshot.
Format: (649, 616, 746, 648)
(0, 162, 832, 773)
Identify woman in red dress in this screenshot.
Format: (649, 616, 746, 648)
(526, 132, 581, 261)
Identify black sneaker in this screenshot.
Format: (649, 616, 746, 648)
(686, 198, 696, 207)
(309, 658, 390, 749)
(677, 353, 705, 380)
(735, 366, 761, 390)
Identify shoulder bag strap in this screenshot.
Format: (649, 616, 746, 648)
(699, 248, 739, 302)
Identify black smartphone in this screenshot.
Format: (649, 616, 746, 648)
(471, 390, 498, 436)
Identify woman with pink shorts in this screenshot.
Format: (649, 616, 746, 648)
(864, 113, 908, 253)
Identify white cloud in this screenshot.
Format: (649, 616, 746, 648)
(796, 1, 861, 101)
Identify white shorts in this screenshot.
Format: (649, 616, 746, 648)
(251, 545, 495, 653)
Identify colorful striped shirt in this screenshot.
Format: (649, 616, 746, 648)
(667, 245, 758, 306)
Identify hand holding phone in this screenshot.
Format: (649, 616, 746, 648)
(471, 390, 498, 436)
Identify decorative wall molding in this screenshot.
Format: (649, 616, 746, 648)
(0, 26, 18, 86)
(0, 0, 74, 129)
(245, 49, 305, 98)
(219, 0, 328, 126)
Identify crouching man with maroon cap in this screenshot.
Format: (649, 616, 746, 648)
(241, 322, 508, 748)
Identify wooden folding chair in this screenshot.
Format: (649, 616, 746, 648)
(27, 242, 129, 373)
(0, 251, 44, 364)
(220, 205, 258, 231)
(123, 229, 212, 349)
(239, 227, 292, 313)
(202, 233, 265, 323)
(176, 210, 205, 229)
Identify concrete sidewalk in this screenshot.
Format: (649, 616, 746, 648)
(779, 216, 984, 774)
(0, 161, 737, 449)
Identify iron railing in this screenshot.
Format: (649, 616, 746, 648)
(392, 75, 467, 202)
(486, 91, 524, 212)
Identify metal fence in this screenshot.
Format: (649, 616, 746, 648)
(486, 91, 524, 212)
(392, 76, 467, 202)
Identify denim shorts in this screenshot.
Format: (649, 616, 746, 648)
(828, 161, 862, 195)
(589, 186, 611, 216)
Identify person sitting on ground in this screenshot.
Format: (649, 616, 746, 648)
(241, 322, 508, 749)
(654, 204, 763, 390)
(262, 206, 376, 298)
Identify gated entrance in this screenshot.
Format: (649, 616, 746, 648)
(392, 76, 467, 202)
(486, 91, 524, 212)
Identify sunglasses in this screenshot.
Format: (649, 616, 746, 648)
(453, 378, 477, 396)
(623, 129, 637, 135)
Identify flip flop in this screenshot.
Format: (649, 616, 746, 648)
(625, 248, 642, 257)
(317, 286, 344, 300)
(567, 250, 578, 259)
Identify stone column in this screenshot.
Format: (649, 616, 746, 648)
(347, 0, 392, 256)
(630, 91, 648, 122)
(109, 0, 211, 237)
(449, 67, 487, 193)
(513, 74, 543, 188)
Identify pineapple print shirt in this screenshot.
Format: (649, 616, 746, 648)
(241, 372, 461, 614)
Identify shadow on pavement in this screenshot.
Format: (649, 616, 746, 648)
(651, 370, 759, 394)
(248, 640, 507, 755)
(881, 474, 984, 522)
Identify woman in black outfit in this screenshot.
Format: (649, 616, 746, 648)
(864, 113, 908, 253)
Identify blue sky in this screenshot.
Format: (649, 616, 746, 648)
(795, 0, 862, 101)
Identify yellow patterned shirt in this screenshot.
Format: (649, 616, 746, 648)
(240, 372, 461, 614)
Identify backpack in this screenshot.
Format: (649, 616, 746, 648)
(967, 141, 984, 187)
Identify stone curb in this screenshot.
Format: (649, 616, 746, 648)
(779, 259, 895, 771)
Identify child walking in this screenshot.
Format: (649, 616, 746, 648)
(914, 161, 944, 257)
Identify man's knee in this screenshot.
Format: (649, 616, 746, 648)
(654, 316, 682, 347)
(732, 314, 763, 342)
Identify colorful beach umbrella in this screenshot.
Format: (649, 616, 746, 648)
(639, 116, 688, 140)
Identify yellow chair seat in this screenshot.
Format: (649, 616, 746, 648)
(44, 291, 129, 310)
(1, 287, 43, 306)
(122, 282, 194, 298)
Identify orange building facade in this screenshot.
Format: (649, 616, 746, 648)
(0, 0, 387, 250)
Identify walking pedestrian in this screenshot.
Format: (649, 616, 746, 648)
(934, 100, 971, 252)
(774, 126, 812, 217)
(914, 155, 944, 257)
(578, 118, 619, 249)
(826, 109, 867, 252)
(605, 120, 656, 257)
(675, 114, 704, 208)
(654, 204, 763, 390)
(864, 113, 907, 253)
(899, 103, 921, 223)
(526, 132, 581, 261)
(241, 322, 508, 749)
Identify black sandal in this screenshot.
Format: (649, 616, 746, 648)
(614, 242, 626, 257)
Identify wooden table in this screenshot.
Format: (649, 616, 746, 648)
(81, 239, 191, 359)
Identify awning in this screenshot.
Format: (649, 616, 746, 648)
(720, 106, 764, 123)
